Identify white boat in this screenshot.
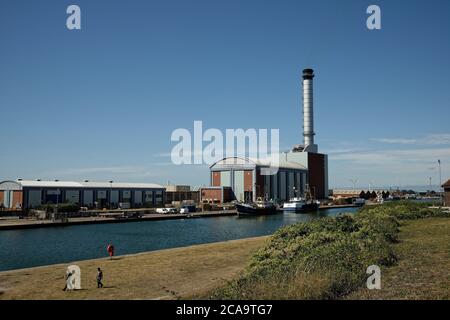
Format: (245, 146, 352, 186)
(283, 185, 320, 213)
(283, 197, 320, 212)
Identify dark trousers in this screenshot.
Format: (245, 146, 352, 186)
(97, 280, 103, 288)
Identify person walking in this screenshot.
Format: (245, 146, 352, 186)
(96, 268, 104, 288)
(107, 244, 114, 260)
(63, 269, 74, 291)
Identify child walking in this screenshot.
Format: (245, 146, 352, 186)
(96, 267, 104, 288)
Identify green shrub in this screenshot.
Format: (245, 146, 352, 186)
(211, 201, 447, 300)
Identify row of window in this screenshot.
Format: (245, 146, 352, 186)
(25, 189, 164, 208)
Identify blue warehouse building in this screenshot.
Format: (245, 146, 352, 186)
(0, 179, 165, 210)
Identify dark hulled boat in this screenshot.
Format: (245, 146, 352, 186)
(236, 198, 278, 216)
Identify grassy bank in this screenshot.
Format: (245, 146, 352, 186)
(346, 217, 449, 299)
(211, 202, 449, 300)
(0, 237, 268, 300)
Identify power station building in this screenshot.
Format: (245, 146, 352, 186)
(0, 180, 165, 210)
(209, 157, 308, 202)
(208, 68, 329, 202)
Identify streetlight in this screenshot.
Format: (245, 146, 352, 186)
(429, 177, 432, 196)
(53, 188, 60, 222)
(109, 180, 114, 210)
(438, 160, 442, 205)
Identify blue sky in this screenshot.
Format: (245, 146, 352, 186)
(0, 0, 449, 190)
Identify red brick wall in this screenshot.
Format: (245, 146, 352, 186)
(0, 191, 23, 208)
(445, 189, 450, 206)
(212, 172, 221, 186)
(308, 153, 326, 199)
(201, 189, 222, 202)
(244, 170, 253, 192)
(13, 191, 23, 208)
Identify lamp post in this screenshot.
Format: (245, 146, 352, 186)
(53, 188, 60, 222)
(109, 180, 113, 209)
(429, 177, 432, 196)
(438, 160, 442, 205)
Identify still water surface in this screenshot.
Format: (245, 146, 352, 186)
(0, 207, 358, 271)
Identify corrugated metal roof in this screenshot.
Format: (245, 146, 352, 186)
(0, 180, 164, 189)
(19, 181, 84, 188)
(80, 181, 164, 189)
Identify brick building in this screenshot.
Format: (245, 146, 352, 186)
(208, 153, 328, 203)
(443, 179, 450, 206)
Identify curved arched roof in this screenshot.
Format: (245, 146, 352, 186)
(210, 156, 307, 170)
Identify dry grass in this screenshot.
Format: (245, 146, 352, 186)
(0, 236, 268, 300)
(211, 271, 332, 300)
(210, 203, 449, 300)
(346, 217, 450, 300)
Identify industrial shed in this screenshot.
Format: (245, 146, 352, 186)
(0, 180, 165, 210)
(209, 157, 308, 202)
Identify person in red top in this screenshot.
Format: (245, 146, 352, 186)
(107, 244, 114, 260)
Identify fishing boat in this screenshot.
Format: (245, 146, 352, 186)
(282, 185, 320, 213)
(282, 197, 320, 212)
(236, 197, 277, 216)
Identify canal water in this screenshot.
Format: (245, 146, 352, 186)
(0, 207, 358, 272)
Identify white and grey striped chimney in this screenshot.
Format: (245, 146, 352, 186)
(302, 68, 318, 153)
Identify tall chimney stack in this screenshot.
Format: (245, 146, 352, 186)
(302, 68, 318, 153)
